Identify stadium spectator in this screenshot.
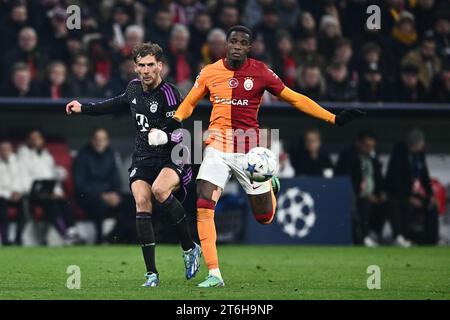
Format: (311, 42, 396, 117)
(273, 32, 297, 87)
(250, 33, 272, 64)
(0, 1, 30, 60)
(244, 0, 273, 28)
(39, 61, 71, 99)
(380, 0, 411, 37)
(358, 42, 385, 78)
(253, 6, 281, 56)
(402, 30, 442, 90)
(1, 62, 39, 97)
(60, 32, 85, 66)
(200, 28, 226, 68)
(332, 38, 356, 82)
(386, 129, 439, 245)
(189, 11, 213, 64)
(430, 62, 450, 102)
(298, 11, 316, 34)
(295, 62, 326, 101)
(393, 63, 428, 102)
(43, 6, 71, 60)
(216, 5, 240, 31)
(295, 31, 326, 70)
(275, 0, 300, 29)
(325, 61, 358, 102)
(0, 139, 27, 246)
(318, 14, 342, 61)
(87, 37, 112, 89)
(165, 24, 194, 94)
(169, 0, 205, 26)
(358, 64, 391, 102)
(105, 5, 133, 51)
(336, 132, 387, 247)
(104, 57, 136, 98)
(17, 130, 81, 245)
(67, 55, 99, 98)
(390, 11, 418, 63)
(290, 128, 333, 177)
(112, 24, 145, 65)
(73, 128, 125, 244)
(434, 14, 450, 59)
(146, 8, 173, 53)
(413, 0, 437, 35)
(1, 27, 47, 85)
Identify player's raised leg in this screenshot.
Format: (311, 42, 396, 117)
(196, 179, 225, 287)
(248, 186, 277, 224)
(152, 167, 201, 280)
(131, 180, 159, 287)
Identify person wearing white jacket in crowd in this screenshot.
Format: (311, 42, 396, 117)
(0, 139, 28, 245)
(16, 130, 82, 245)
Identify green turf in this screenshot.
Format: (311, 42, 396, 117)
(0, 245, 449, 300)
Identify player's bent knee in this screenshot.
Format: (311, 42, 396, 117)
(134, 194, 151, 211)
(151, 184, 171, 203)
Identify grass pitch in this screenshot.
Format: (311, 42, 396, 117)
(0, 245, 449, 300)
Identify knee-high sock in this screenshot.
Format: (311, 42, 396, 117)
(136, 212, 157, 274)
(253, 184, 278, 225)
(196, 199, 218, 270)
(264, 186, 277, 225)
(157, 194, 194, 251)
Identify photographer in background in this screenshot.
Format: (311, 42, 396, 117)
(386, 129, 439, 245)
(336, 132, 387, 247)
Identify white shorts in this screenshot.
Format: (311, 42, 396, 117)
(196, 146, 271, 195)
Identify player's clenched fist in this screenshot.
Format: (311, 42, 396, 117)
(66, 100, 82, 115)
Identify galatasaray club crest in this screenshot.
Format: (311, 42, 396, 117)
(244, 78, 254, 91)
(228, 78, 239, 88)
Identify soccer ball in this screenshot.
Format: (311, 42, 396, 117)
(243, 147, 278, 182)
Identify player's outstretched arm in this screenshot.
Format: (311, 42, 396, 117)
(277, 87, 365, 126)
(167, 68, 209, 130)
(65, 94, 129, 116)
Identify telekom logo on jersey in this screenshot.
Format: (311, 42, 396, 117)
(169, 121, 280, 165)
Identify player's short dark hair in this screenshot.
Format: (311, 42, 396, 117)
(132, 42, 163, 63)
(226, 25, 252, 42)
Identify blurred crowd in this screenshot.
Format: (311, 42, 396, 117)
(277, 127, 447, 247)
(0, 126, 447, 247)
(0, 0, 449, 102)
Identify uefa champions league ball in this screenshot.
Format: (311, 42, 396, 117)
(243, 147, 279, 182)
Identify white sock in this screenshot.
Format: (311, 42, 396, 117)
(209, 268, 222, 280)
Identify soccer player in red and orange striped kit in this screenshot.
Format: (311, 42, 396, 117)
(167, 26, 364, 287)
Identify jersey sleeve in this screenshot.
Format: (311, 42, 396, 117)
(263, 64, 286, 96)
(81, 82, 132, 115)
(173, 67, 209, 121)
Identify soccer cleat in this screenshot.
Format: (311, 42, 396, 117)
(197, 275, 225, 288)
(142, 272, 159, 287)
(271, 176, 280, 195)
(183, 242, 202, 280)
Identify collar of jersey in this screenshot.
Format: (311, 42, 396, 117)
(222, 58, 250, 71)
(142, 79, 165, 95)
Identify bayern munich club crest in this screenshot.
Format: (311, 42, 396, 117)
(228, 78, 239, 88)
(244, 77, 254, 91)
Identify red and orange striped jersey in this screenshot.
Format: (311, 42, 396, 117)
(175, 58, 285, 153)
(175, 57, 336, 153)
